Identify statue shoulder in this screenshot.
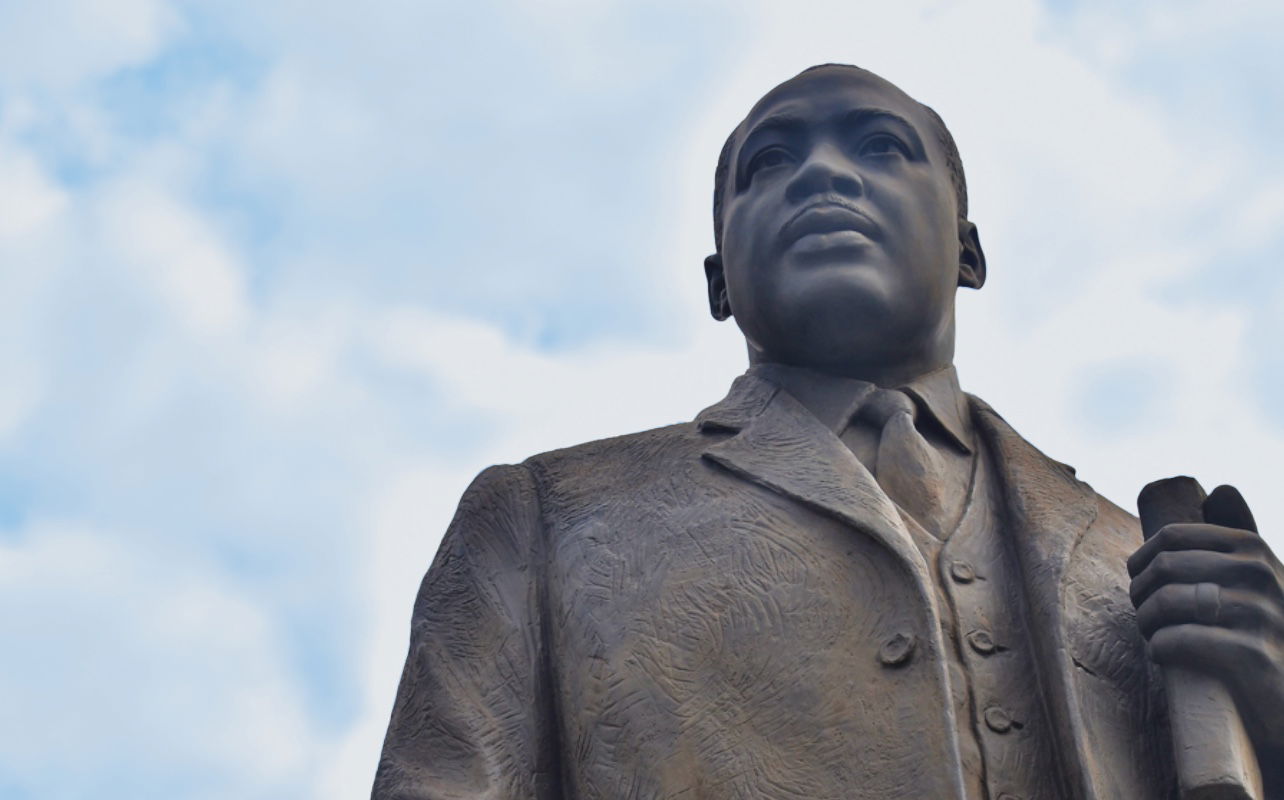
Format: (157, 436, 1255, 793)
(522, 420, 706, 493)
(1091, 492, 1144, 547)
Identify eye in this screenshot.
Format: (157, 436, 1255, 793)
(745, 146, 795, 179)
(858, 133, 909, 157)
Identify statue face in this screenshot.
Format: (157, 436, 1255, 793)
(713, 67, 981, 378)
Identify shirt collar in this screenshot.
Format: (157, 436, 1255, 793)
(749, 362, 974, 454)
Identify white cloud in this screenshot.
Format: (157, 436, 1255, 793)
(0, 0, 179, 91)
(0, 143, 67, 239)
(96, 180, 250, 340)
(0, 141, 64, 439)
(0, 522, 311, 798)
(368, 307, 744, 459)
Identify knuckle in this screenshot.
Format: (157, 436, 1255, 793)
(1142, 612, 1160, 632)
(1244, 558, 1275, 585)
(1264, 573, 1283, 599)
(1150, 625, 1190, 656)
(1149, 584, 1177, 613)
(1153, 525, 1180, 549)
(1130, 576, 1151, 607)
(1267, 601, 1284, 630)
(1238, 534, 1266, 554)
(1223, 595, 1259, 628)
(1224, 592, 1251, 615)
(1241, 637, 1272, 671)
(1127, 550, 1146, 578)
(1151, 551, 1177, 581)
(1263, 588, 1284, 621)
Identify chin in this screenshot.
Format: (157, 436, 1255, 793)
(781, 292, 936, 366)
(786, 252, 895, 293)
(781, 269, 897, 323)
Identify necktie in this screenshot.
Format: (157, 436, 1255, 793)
(856, 387, 948, 537)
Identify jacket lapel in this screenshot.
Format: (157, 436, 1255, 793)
(971, 397, 1102, 800)
(697, 371, 933, 596)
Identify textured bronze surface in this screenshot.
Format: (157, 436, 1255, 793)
(374, 65, 1284, 799)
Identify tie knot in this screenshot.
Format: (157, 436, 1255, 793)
(857, 387, 917, 428)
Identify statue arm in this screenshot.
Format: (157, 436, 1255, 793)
(373, 464, 563, 800)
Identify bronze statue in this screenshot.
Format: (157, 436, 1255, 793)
(373, 64, 1284, 799)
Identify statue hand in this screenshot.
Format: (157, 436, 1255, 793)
(1127, 485, 1284, 751)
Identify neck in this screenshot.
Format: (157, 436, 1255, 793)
(747, 345, 955, 389)
(745, 307, 959, 387)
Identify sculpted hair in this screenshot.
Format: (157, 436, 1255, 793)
(712, 64, 968, 253)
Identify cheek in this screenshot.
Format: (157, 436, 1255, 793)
(724, 257, 779, 325)
(722, 208, 777, 279)
(884, 187, 957, 271)
(730, 191, 781, 242)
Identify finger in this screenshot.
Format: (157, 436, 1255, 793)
(1203, 484, 1259, 535)
(1129, 550, 1279, 608)
(1127, 523, 1245, 578)
(1135, 583, 1284, 639)
(1148, 623, 1278, 680)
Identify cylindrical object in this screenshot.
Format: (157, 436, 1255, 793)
(1166, 668, 1259, 799)
(1137, 477, 1262, 800)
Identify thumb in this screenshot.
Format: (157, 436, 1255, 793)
(1202, 484, 1259, 534)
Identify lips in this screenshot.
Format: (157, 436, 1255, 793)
(780, 202, 880, 247)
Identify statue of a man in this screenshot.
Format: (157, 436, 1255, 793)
(373, 64, 1284, 799)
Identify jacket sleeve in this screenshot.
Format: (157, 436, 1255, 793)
(372, 464, 562, 800)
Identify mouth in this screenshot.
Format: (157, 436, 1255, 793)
(780, 201, 881, 250)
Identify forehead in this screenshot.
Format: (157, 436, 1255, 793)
(735, 68, 932, 149)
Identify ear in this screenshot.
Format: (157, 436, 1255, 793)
(704, 253, 732, 321)
(957, 219, 986, 290)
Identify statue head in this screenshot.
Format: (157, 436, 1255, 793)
(704, 64, 986, 385)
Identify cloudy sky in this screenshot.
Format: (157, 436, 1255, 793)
(1, 1, 1282, 797)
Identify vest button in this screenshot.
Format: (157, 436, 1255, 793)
(984, 705, 1014, 733)
(967, 629, 997, 654)
(949, 560, 976, 583)
(877, 632, 916, 667)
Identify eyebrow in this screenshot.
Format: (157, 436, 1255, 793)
(842, 108, 923, 152)
(740, 107, 926, 156)
(741, 111, 807, 144)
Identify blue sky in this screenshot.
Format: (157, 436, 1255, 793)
(1, 1, 1282, 797)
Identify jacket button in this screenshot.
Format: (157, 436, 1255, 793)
(984, 705, 1015, 733)
(949, 560, 976, 583)
(967, 629, 997, 655)
(878, 632, 916, 667)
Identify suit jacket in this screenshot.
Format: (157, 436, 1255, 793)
(373, 370, 1181, 799)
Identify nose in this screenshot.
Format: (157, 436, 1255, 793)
(784, 142, 863, 205)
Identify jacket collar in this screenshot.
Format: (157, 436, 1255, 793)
(696, 371, 1098, 580)
(697, 369, 932, 589)
(746, 363, 974, 454)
